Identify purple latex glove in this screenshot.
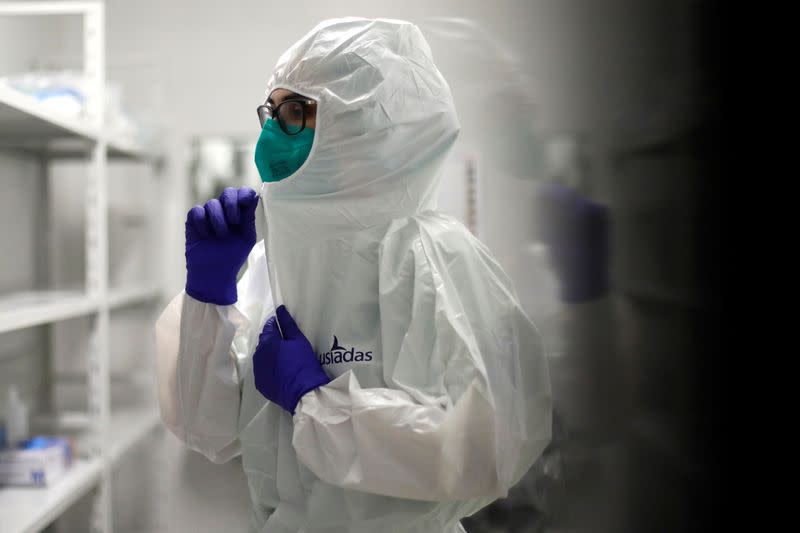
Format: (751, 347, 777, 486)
(536, 183, 609, 302)
(185, 187, 259, 305)
(253, 305, 331, 414)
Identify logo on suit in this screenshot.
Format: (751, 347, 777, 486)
(317, 335, 373, 365)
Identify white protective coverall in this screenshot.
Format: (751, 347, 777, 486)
(155, 17, 552, 533)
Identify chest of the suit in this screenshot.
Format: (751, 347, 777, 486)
(275, 241, 386, 387)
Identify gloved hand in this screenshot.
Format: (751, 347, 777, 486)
(253, 305, 331, 414)
(185, 187, 259, 305)
(536, 183, 609, 303)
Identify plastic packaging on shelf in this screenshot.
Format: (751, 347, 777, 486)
(0, 70, 145, 144)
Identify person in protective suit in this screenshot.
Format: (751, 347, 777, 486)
(155, 17, 552, 533)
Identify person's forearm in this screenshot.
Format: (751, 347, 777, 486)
(292, 371, 549, 502)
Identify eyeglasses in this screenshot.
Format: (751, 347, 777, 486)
(256, 98, 316, 135)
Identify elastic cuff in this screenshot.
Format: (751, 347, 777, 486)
(185, 280, 238, 306)
(288, 370, 332, 415)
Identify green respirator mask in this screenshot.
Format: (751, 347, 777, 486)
(254, 119, 314, 182)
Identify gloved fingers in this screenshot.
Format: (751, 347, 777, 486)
(259, 315, 279, 342)
(186, 205, 211, 240)
(276, 305, 301, 340)
(220, 187, 241, 225)
(204, 199, 230, 237)
(238, 188, 259, 243)
(238, 187, 259, 222)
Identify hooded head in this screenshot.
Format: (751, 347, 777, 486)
(261, 18, 460, 240)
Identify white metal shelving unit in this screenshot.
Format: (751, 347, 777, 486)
(0, 3, 164, 532)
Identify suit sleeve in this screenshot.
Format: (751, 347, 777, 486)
(292, 216, 552, 501)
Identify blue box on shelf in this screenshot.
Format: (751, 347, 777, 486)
(0, 436, 73, 486)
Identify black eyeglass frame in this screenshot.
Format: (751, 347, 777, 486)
(256, 97, 317, 135)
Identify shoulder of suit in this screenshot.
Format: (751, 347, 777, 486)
(380, 211, 490, 269)
(384, 211, 472, 243)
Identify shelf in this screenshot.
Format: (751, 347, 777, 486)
(0, 2, 100, 16)
(0, 85, 158, 162)
(0, 291, 98, 335)
(33, 407, 161, 462)
(108, 284, 162, 310)
(0, 285, 163, 334)
(0, 407, 161, 533)
(0, 84, 98, 143)
(42, 136, 159, 162)
(1, 3, 166, 532)
(0, 459, 102, 533)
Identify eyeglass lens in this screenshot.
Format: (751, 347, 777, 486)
(277, 101, 305, 135)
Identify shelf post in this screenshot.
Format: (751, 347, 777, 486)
(82, 3, 112, 533)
